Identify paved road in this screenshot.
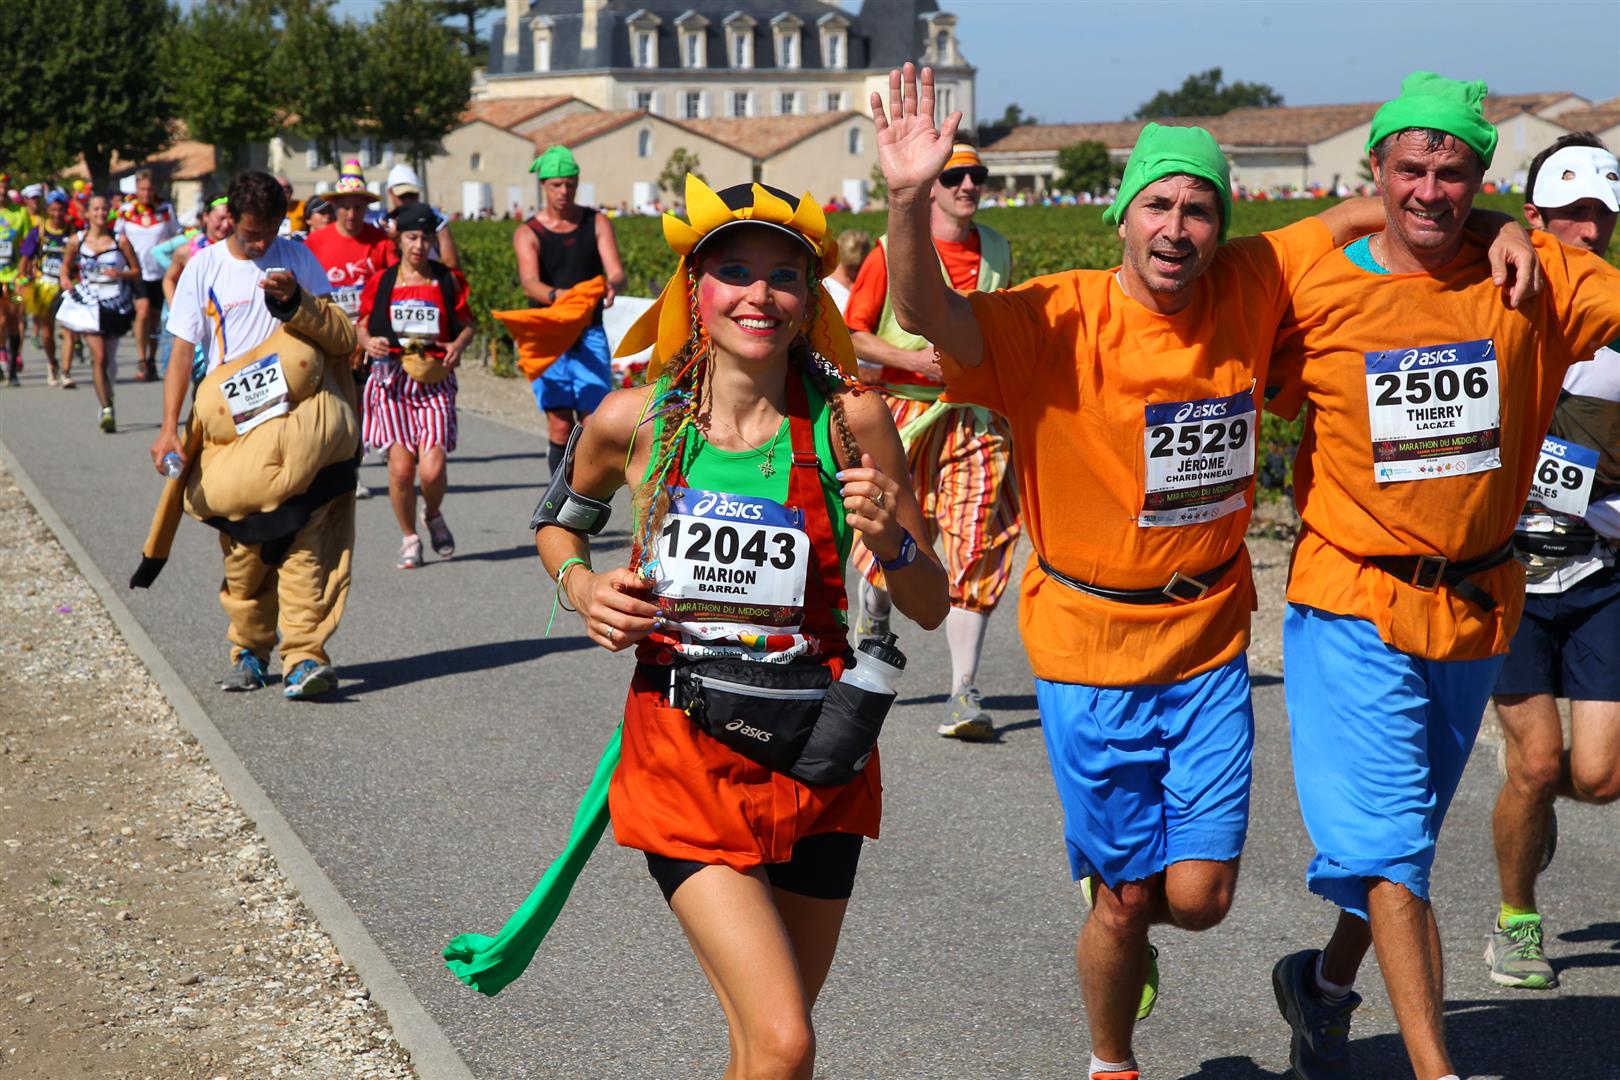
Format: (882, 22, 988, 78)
(3, 351, 1618, 1080)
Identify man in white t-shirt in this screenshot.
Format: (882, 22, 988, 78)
(150, 171, 357, 702)
(115, 169, 180, 381)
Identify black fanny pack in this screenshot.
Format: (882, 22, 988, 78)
(1513, 524, 1601, 560)
(665, 659, 892, 787)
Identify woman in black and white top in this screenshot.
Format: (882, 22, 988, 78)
(61, 194, 139, 433)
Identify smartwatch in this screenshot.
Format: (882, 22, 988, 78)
(876, 529, 919, 572)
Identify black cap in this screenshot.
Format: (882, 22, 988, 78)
(857, 632, 905, 670)
(391, 201, 439, 234)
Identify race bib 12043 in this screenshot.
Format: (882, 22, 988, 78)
(1528, 435, 1598, 518)
(1140, 389, 1256, 527)
(1364, 338, 1501, 483)
(651, 487, 809, 631)
(221, 353, 289, 436)
(389, 298, 440, 338)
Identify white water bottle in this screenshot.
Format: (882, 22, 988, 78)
(838, 632, 906, 698)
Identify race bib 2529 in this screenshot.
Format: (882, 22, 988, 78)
(1139, 389, 1256, 527)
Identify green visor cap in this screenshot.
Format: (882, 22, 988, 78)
(1102, 123, 1233, 241)
(531, 145, 580, 179)
(1366, 71, 1497, 169)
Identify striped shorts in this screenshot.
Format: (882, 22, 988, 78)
(362, 360, 459, 453)
(852, 395, 1021, 614)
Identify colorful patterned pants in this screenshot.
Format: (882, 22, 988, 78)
(852, 395, 1021, 614)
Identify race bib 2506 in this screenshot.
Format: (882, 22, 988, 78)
(1139, 389, 1256, 527)
(1364, 338, 1501, 483)
(651, 487, 809, 629)
(1528, 436, 1598, 518)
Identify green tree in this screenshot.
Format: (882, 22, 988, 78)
(361, 0, 475, 192)
(0, 0, 175, 190)
(1056, 141, 1119, 195)
(658, 148, 705, 198)
(274, 4, 368, 168)
(428, 0, 501, 59)
(977, 102, 1037, 146)
(166, 3, 280, 176)
(1134, 68, 1283, 120)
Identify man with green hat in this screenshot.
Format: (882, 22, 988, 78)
(1263, 70, 1620, 1080)
(871, 63, 1539, 1080)
(513, 143, 627, 473)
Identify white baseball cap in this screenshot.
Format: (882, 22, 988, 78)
(21, 183, 43, 199)
(1532, 144, 1620, 212)
(386, 163, 422, 194)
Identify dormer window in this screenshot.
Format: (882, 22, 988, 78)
(771, 13, 802, 69)
(627, 9, 662, 69)
(531, 15, 553, 72)
(723, 12, 755, 69)
(817, 12, 849, 71)
(675, 11, 709, 69)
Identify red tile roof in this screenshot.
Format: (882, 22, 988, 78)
(525, 110, 646, 148)
(669, 111, 857, 159)
(462, 95, 578, 130)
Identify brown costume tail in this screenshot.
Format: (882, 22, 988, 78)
(130, 413, 203, 589)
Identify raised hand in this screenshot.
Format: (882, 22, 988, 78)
(870, 63, 961, 198)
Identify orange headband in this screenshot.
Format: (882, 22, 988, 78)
(944, 144, 981, 170)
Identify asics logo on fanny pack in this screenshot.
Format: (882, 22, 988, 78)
(1398, 347, 1459, 370)
(725, 718, 773, 742)
(1174, 400, 1230, 423)
(692, 491, 764, 520)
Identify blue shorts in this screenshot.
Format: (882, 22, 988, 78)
(1284, 604, 1504, 918)
(1036, 654, 1254, 888)
(1495, 567, 1620, 701)
(532, 324, 612, 417)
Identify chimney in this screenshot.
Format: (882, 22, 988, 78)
(503, 0, 530, 62)
(581, 0, 607, 51)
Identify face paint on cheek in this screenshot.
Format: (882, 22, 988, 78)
(696, 274, 724, 329)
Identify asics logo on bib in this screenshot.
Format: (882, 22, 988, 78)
(1174, 400, 1231, 423)
(692, 491, 765, 521)
(1399, 347, 1460, 370)
(724, 718, 773, 743)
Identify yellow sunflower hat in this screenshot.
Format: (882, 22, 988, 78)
(616, 174, 856, 380)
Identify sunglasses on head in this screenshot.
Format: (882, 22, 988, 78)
(940, 166, 988, 188)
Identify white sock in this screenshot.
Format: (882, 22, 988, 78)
(945, 606, 989, 690)
(1313, 952, 1353, 1003)
(1089, 1054, 1137, 1076)
(1435, 1075, 1461, 1080)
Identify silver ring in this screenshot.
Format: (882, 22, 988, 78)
(605, 624, 616, 641)
(872, 490, 885, 508)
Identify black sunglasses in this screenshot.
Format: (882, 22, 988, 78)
(940, 166, 988, 188)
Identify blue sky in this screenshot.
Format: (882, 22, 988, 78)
(322, 0, 1619, 123)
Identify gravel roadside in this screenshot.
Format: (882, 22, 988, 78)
(0, 459, 417, 1080)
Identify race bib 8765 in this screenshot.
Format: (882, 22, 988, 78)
(389, 298, 440, 338)
(1139, 389, 1256, 527)
(1364, 338, 1501, 483)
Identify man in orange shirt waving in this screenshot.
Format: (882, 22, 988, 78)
(871, 65, 1538, 1080)
(1264, 72, 1620, 1080)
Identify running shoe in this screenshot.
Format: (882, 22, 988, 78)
(47, 362, 59, 387)
(1495, 740, 1558, 871)
(282, 660, 336, 700)
(219, 652, 268, 692)
(854, 578, 890, 640)
(397, 534, 423, 569)
(1272, 949, 1359, 1080)
(98, 406, 116, 433)
(1486, 913, 1558, 989)
(1078, 876, 1160, 1022)
(355, 479, 372, 499)
(60, 371, 76, 389)
(5, 364, 17, 387)
(1090, 1071, 1139, 1080)
(424, 510, 455, 558)
(135, 360, 155, 383)
(938, 684, 995, 740)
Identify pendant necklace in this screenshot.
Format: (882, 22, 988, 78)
(712, 415, 782, 477)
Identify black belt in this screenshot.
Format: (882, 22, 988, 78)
(1363, 541, 1515, 612)
(1037, 550, 1241, 605)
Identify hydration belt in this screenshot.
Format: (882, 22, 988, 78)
(1037, 549, 1241, 605)
(1362, 540, 1516, 612)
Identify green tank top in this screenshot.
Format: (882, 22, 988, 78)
(641, 370, 854, 565)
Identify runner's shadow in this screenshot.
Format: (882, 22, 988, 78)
(1554, 922, 1620, 973)
(1251, 672, 1282, 687)
(451, 544, 538, 563)
(332, 637, 593, 694)
(444, 481, 550, 495)
(450, 451, 548, 465)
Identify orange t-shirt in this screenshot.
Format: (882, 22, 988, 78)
(1268, 231, 1620, 661)
(942, 217, 1333, 686)
(845, 233, 983, 388)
